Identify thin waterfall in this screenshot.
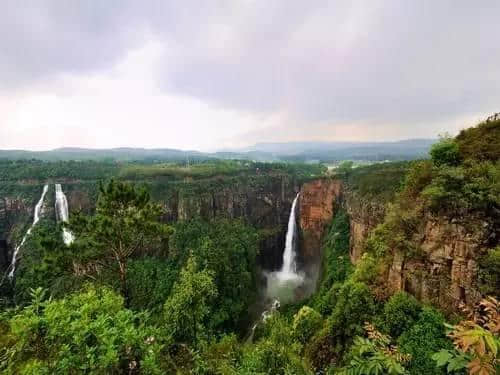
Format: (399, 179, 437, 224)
(280, 193, 300, 277)
(55, 184, 74, 245)
(8, 184, 49, 278)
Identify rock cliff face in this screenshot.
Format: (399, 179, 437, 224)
(7, 176, 301, 272)
(387, 215, 494, 312)
(298, 179, 341, 264)
(0, 196, 32, 270)
(315, 180, 496, 313)
(343, 191, 386, 263)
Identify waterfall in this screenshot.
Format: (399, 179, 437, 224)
(264, 192, 303, 304)
(55, 184, 74, 245)
(247, 194, 303, 341)
(280, 193, 300, 277)
(8, 184, 49, 278)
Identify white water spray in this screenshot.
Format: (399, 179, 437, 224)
(55, 184, 74, 245)
(280, 193, 300, 277)
(8, 185, 49, 278)
(265, 193, 304, 304)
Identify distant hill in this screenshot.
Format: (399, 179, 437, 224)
(223, 139, 437, 162)
(0, 139, 436, 163)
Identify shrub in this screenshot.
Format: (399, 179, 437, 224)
(430, 136, 461, 167)
(398, 307, 452, 375)
(478, 247, 500, 297)
(293, 306, 323, 344)
(1, 286, 165, 374)
(382, 292, 422, 338)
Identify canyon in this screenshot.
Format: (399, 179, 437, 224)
(1, 173, 496, 314)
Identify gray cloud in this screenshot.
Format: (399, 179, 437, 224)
(1, 1, 499, 135)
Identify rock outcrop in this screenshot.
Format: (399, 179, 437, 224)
(298, 179, 341, 263)
(387, 215, 494, 312)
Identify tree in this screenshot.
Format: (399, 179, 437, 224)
(293, 306, 323, 344)
(163, 257, 217, 345)
(0, 286, 164, 374)
(68, 180, 172, 302)
(382, 292, 422, 338)
(337, 161, 354, 177)
(430, 136, 461, 167)
(337, 323, 410, 375)
(433, 297, 500, 375)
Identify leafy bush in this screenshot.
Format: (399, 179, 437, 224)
(337, 323, 410, 375)
(456, 115, 500, 162)
(382, 292, 422, 338)
(398, 307, 452, 375)
(240, 314, 310, 375)
(478, 247, 500, 297)
(163, 258, 217, 345)
(293, 306, 323, 344)
(430, 137, 461, 167)
(0, 286, 165, 374)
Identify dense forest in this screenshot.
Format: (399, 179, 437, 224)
(0, 118, 499, 374)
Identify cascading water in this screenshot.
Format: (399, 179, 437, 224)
(265, 193, 304, 304)
(279, 193, 300, 278)
(8, 184, 49, 278)
(55, 184, 74, 245)
(246, 193, 304, 342)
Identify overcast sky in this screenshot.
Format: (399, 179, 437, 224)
(1, 1, 499, 151)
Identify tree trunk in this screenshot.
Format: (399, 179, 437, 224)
(118, 259, 129, 306)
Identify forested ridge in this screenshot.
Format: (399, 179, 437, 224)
(0, 118, 498, 374)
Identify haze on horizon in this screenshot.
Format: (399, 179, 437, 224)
(1, 1, 499, 152)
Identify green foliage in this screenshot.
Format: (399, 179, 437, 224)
(340, 161, 409, 203)
(456, 115, 500, 162)
(307, 280, 377, 369)
(0, 286, 165, 374)
(240, 314, 311, 375)
(430, 136, 461, 167)
(478, 247, 500, 297)
(382, 292, 422, 338)
(163, 257, 217, 346)
(293, 306, 323, 344)
(11, 221, 75, 305)
(126, 257, 180, 314)
(68, 179, 172, 301)
(398, 307, 452, 375)
(336, 161, 354, 177)
(432, 349, 469, 374)
(421, 160, 500, 213)
(0, 159, 119, 181)
(193, 334, 242, 374)
(337, 336, 408, 375)
(312, 209, 353, 314)
(171, 218, 259, 332)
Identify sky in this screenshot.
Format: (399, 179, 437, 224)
(0, 1, 499, 151)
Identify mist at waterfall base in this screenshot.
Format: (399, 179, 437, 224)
(263, 193, 307, 305)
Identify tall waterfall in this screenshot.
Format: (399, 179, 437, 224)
(280, 193, 300, 277)
(264, 192, 303, 304)
(55, 184, 74, 245)
(8, 184, 49, 278)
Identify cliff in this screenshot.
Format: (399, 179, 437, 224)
(298, 179, 341, 264)
(315, 175, 497, 313)
(1, 175, 302, 272)
(386, 214, 495, 312)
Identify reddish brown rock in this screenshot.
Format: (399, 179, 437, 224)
(299, 179, 341, 261)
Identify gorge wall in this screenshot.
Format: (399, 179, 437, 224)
(0, 175, 301, 273)
(298, 179, 341, 265)
(306, 179, 497, 313)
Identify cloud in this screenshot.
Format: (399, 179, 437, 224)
(0, 1, 499, 149)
